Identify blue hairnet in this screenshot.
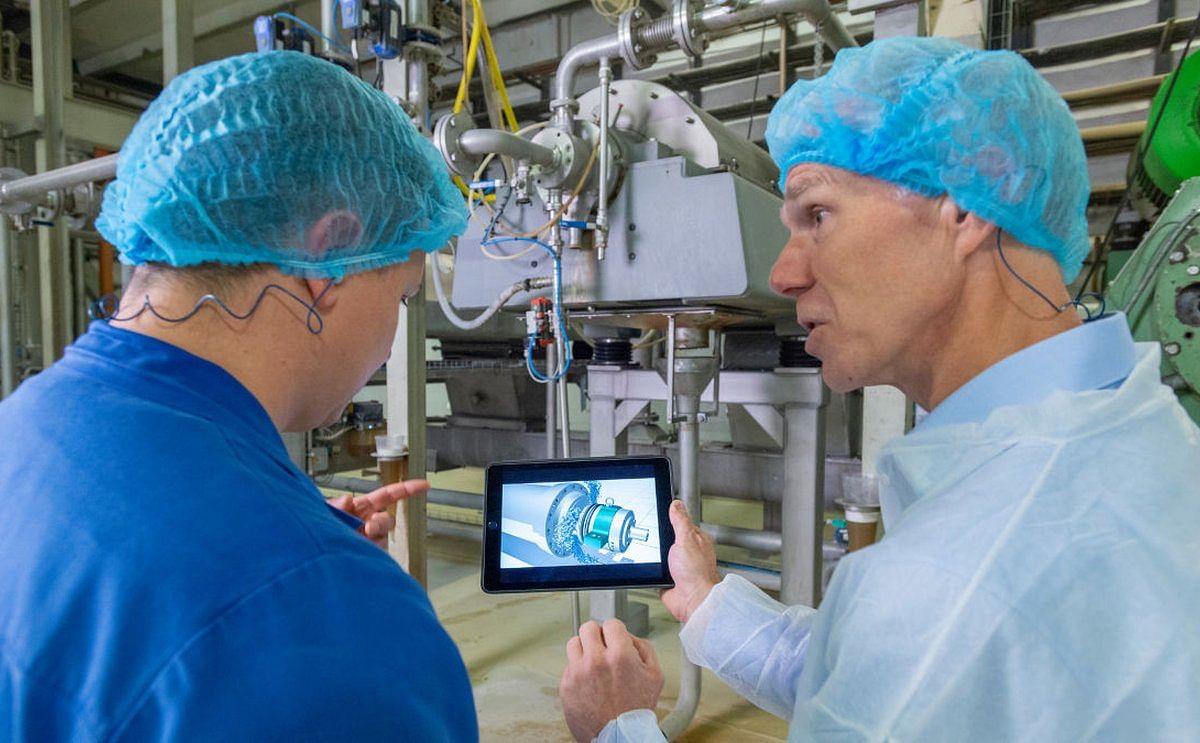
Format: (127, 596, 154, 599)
(97, 51, 467, 280)
(765, 37, 1090, 282)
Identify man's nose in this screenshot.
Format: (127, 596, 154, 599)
(769, 235, 815, 298)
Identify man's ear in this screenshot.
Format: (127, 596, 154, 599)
(306, 210, 363, 255)
(938, 198, 995, 262)
(302, 210, 362, 310)
(304, 277, 340, 310)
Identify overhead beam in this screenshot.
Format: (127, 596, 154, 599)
(162, 0, 195, 84)
(77, 0, 295, 77)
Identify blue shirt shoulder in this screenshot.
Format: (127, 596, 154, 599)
(0, 323, 475, 742)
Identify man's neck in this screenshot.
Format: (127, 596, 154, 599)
(112, 299, 303, 431)
(899, 249, 1082, 412)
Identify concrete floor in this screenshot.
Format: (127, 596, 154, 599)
(422, 469, 790, 742)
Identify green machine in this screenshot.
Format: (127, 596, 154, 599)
(1104, 54, 1200, 424)
(1107, 178, 1200, 423)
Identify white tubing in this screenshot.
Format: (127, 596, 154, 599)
(430, 255, 548, 330)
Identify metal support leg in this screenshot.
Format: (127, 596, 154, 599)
(780, 369, 828, 606)
(31, 0, 70, 366)
(545, 343, 557, 458)
(386, 283, 428, 587)
(0, 216, 14, 397)
(162, 0, 194, 85)
(587, 366, 649, 636)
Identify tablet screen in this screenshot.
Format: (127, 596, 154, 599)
(482, 457, 675, 593)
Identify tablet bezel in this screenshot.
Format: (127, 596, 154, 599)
(482, 456, 675, 594)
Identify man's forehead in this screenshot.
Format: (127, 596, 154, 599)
(782, 164, 849, 201)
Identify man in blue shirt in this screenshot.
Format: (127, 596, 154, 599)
(0, 52, 475, 740)
(560, 38, 1200, 741)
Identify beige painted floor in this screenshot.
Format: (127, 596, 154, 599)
(419, 469, 790, 743)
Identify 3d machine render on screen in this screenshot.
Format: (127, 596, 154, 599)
(481, 456, 675, 593)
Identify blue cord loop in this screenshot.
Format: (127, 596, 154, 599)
(995, 230, 1106, 322)
(274, 12, 351, 53)
(479, 184, 572, 383)
(90, 281, 334, 335)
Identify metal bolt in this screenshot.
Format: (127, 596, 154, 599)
(1164, 342, 1181, 356)
(1169, 251, 1187, 264)
(1188, 265, 1200, 276)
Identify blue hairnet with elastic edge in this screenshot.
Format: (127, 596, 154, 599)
(765, 37, 1090, 282)
(96, 50, 467, 280)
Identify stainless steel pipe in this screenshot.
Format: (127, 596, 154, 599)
(660, 391, 702, 740)
(0, 154, 118, 210)
(703, 523, 782, 553)
(552, 0, 855, 116)
(0, 216, 14, 397)
(458, 129, 558, 168)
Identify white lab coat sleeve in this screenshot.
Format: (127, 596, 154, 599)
(678, 573, 817, 719)
(595, 709, 666, 743)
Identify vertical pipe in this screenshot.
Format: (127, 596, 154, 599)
(660, 390, 702, 740)
(385, 283, 428, 587)
(781, 383, 826, 606)
(778, 20, 789, 96)
(545, 342, 558, 458)
(595, 57, 612, 261)
(71, 236, 84, 338)
(0, 216, 14, 397)
(665, 315, 677, 424)
(321, 0, 336, 54)
(98, 239, 114, 296)
(162, 0, 194, 85)
(31, 0, 69, 367)
(557, 347, 570, 457)
(405, 0, 431, 129)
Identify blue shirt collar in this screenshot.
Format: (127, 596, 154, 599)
(917, 313, 1138, 432)
(64, 321, 288, 464)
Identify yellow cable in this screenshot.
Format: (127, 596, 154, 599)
(453, 6, 483, 114)
(473, 0, 519, 132)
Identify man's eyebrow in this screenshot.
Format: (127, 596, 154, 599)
(783, 172, 838, 201)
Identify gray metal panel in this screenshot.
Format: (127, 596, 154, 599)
(1039, 50, 1157, 94)
(1088, 153, 1130, 188)
(1032, 1, 1159, 49)
(451, 156, 791, 312)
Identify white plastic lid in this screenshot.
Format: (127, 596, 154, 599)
(374, 434, 408, 457)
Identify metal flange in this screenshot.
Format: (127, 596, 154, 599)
(432, 110, 485, 178)
(673, 0, 708, 59)
(618, 8, 659, 70)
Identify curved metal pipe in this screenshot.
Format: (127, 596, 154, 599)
(458, 129, 559, 167)
(551, 0, 855, 120)
(553, 35, 626, 123)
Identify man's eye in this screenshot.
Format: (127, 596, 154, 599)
(811, 207, 829, 226)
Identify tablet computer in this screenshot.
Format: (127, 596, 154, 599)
(482, 456, 675, 593)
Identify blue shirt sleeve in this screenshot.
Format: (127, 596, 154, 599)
(110, 551, 476, 742)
